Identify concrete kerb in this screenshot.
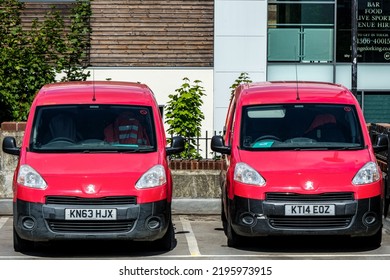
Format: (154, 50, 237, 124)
(0, 199, 12, 216)
(172, 198, 220, 215)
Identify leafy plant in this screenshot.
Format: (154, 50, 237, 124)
(165, 77, 206, 159)
(0, 0, 92, 121)
(60, 0, 92, 82)
(229, 72, 252, 99)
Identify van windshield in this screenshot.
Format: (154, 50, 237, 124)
(240, 104, 364, 151)
(30, 105, 156, 153)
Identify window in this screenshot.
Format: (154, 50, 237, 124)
(240, 104, 363, 150)
(267, 0, 335, 63)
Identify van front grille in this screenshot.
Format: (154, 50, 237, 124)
(269, 216, 352, 229)
(266, 192, 354, 202)
(47, 220, 135, 233)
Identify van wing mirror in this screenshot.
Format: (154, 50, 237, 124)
(2, 136, 20, 156)
(373, 133, 389, 153)
(211, 135, 231, 155)
(166, 136, 185, 155)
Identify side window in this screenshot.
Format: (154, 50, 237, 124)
(224, 98, 236, 146)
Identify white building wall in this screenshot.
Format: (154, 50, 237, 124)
(214, 0, 268, 132)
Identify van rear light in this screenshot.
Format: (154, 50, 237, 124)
(234, 162, 266, 186)
(17, 164, 47, 189)
(352, 161, 380, 185)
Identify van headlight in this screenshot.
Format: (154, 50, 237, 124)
(17, 164, 47, 189)
(136, 165, 167, 189)
(352, 162, 380, 185)
(234, 162, 266, 186)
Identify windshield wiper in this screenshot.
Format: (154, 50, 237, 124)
(333, 146, 364, 150)
(293, 147, 331, 151)
(122, 147, 155, 153)
(82, 150, 119, 153)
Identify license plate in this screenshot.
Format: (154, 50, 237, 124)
(65, 208, 117, 220)
(285, 204, 335, 216)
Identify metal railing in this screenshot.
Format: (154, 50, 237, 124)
(169, 130, 220, 159)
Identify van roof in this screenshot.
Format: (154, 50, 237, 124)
(34, 81, 155, 106)
(236, 81, 357, 105)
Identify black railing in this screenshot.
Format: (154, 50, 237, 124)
(169, 130, 220, 159)
(369, 123, 390, 162)
(369, 123, 390, 217)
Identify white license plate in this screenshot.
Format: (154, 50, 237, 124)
(285, 204, 335, 216)
(65, 208, 117, 220)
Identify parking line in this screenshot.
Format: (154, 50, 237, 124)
(179, 216, 201, 256)
(0, 217, 9, 230)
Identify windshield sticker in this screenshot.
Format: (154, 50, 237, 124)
(111, 144, 139, 148)
(252, 141, 274, 148)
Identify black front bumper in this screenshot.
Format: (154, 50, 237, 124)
(229, 195, 382, 237)
(14, 198, 171, 242)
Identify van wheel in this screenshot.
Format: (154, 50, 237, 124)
(363, 228, 382, 248)
(226, 218, 242, 248)
(221, 200, 227, 234)
(154, 221, 176, 251)
(13, 227, 34, 252)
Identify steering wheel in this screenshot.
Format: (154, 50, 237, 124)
(49, 137, 76, 143)
(253, 135, 281, 142)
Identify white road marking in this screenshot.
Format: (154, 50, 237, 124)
(160, 253, 390, 258)
(0, 217, 9, 230)
(180, 216, 201, 256)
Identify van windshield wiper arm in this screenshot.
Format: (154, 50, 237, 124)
(293, 147, 330, 151)
(333, 146, 365, 150)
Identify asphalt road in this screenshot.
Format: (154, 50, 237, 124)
(0, 215, 390, 260)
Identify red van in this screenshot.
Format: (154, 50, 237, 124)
(3, 81, 184, 252)
(211, 81, 385, 247)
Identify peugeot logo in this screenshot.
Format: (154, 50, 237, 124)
(84, 184, 97, 194)
(304, 181, 315, 190)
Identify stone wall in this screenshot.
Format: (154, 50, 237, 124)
(0, 122, 25, 198)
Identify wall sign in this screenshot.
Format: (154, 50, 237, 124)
(337, 0, 390, 62)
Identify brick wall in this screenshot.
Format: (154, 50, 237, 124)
(169, 159, 225, 170)
(1, 122, 26, 132)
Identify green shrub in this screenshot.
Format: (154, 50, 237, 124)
(165, 77, 206, 159)
(229, 72, 252, 99)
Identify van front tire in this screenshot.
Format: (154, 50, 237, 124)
(13, 227, 34, 252)
(363, 228, 382, 248)
(226, 217, 243, 248)
(154, 220, 176, 251)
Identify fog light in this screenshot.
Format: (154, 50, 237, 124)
(146, 217, 161, 230)
(363, 212, 377, 226)
(241, 213, 255, 226)
(22, 217, 35, 230)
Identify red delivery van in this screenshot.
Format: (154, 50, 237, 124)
(211, 81, 385, 247)
(3, 81, 184, 252)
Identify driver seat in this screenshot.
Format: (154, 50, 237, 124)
(48, 114, 77, 142)
(305, 114, 345, 142)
